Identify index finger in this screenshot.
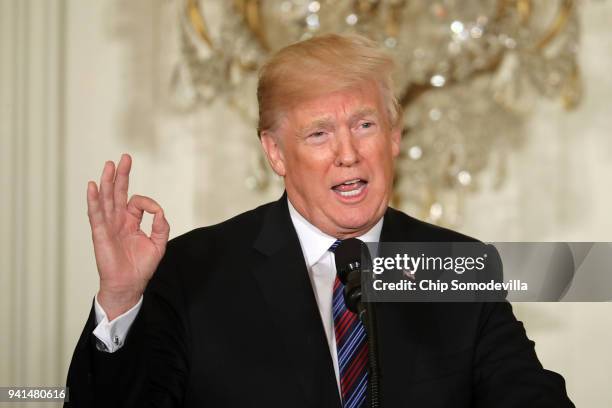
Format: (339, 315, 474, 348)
(113, 153, 132, 210)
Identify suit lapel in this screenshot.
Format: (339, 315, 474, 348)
(380, 206, 411, 242)
(251, 195, 341, 407)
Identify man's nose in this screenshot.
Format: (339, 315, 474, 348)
(333, 128, 360, 167)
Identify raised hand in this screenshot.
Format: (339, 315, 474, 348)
(87, 154, 170, 320)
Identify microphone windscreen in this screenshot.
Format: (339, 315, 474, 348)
(334, 238, 364, 283)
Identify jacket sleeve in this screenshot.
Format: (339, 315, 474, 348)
(64, 241, 190, 408)
(472, 300, 575, 407)
(471, 245, 574, 407)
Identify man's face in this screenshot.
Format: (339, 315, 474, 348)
(261, 81, 401, 238)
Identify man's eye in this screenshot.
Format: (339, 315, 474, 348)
(309, 131, 325, 138)
(360, 122, 375, 129)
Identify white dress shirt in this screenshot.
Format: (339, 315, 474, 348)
(287, 201, 383, 387)
(93, 199, 383, 387)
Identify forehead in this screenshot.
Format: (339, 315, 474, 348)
(287, 83, 385, 124)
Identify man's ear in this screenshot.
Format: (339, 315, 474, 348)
(260, 130, 286, 177)
(390, 124, 402, 158)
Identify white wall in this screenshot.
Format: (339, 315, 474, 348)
(461, 4, 612, 403)
(1, 0, 66, 393)
(1, 0, 611, 406)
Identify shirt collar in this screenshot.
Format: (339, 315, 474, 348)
(287, 198, 384, 268)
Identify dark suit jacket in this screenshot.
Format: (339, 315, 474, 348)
(65, 194, 574, 407)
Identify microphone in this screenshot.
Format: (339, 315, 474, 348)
(334, 238, 367, 315)
(334, 238, 381, 408)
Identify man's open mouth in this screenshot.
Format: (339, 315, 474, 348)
(331, 178, 368, 197)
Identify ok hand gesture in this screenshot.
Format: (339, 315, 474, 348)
(87, 154, 170, 320)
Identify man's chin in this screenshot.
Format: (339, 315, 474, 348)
(331, 210, 381, 236)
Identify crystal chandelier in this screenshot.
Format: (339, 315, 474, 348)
(171, 0, 581, 226)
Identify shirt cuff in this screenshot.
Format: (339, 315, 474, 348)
(93, 294, 143, 353)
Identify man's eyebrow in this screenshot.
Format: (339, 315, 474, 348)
(296, 108, 379, 135)
(349, 107, 379, 122)
(298, 116, 335, 134)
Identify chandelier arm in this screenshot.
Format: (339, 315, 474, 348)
(186, 0, 215, 50)
(399, 55, 504, 109)
(517, 0, 532, 24)
(494, 0, 511, 23)
(561, 64, 581, 110)
(533, 0, 574, 52)
(399, 83, 431, 112)
(234, 0, 269, 52)
(385, 1, 404, 38)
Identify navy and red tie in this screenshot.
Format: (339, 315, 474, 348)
(330, 240, 368, 408)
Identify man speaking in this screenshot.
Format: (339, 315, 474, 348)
(65, 34, 574, 407)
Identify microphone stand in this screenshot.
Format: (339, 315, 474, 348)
(336, 239, 382, 408)
(359, 300, 381, 408)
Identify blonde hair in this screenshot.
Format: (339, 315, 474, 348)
(257, 33, 400, 137)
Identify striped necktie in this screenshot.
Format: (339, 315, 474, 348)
(330, 240, 368, 408)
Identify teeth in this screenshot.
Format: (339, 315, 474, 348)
(337, 184, 365, 197)
(342, 179, 361, 185)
